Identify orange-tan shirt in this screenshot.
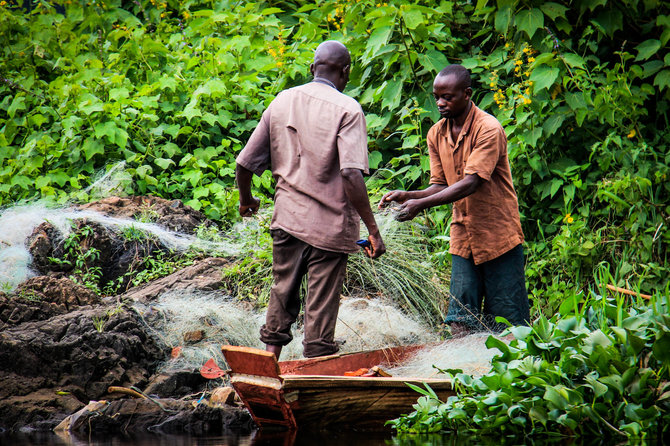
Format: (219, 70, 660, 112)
(236, 81, 369, 253)
(427, 102, 523, 264)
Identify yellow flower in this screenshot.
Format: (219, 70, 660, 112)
(182, 11, 190, 19)
(279, 46, 285, 55)
(504, 43, 510, 49)
(528, 57, 535, 63)
(515, 59, 523, 66)
(268, 48, 277, 57)
(627, 129, 636, 138)
(276, 61, 284, 67)
(523, 47, 532, 54)
(0, 1, 7, 6)
(489, 82, 496, 88)
(524, 97, 531, 105)
(565, 213, 574, 223)
(525, 88, 531, 95)
(524, 71, 531, 77)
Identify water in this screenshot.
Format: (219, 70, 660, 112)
(0, 430, 613, 445)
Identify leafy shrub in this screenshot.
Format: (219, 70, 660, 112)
(389, 291, 670, 439)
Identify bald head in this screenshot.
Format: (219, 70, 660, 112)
(310, 41, 351, 91)
(313, 40, 351, 68)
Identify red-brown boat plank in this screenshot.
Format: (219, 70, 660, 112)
(222, 345, 281, 379)
(278, 344, 425, 376)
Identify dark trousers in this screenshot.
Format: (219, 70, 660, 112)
(444, 244, 530, 331)
(259, 229, 348, 358)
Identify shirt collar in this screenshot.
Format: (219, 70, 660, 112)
(312, 77, 338, 90)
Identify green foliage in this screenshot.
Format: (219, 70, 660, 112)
(389, 291, 670, 439)
(48, 221, 103, 292)
(0, 0, 668, 303)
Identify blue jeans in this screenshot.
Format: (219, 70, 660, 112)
(444, 244, 530, 331)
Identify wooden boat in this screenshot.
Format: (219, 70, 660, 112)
(221, 344, 454, 431)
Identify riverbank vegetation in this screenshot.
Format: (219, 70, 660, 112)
(1, 0, 669, 440)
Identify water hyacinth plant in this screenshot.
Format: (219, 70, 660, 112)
(388, 291, 670, 439)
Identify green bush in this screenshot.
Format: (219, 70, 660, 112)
(1, 0, 668, 304)
(389, 291, 670, 439)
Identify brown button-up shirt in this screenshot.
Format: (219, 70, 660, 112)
(427, 102, 524, 264)
(236, 81, 369, 253)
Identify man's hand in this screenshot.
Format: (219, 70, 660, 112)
(363, 231, 386, 259)
(239, 197, 260, 217)
(379, 190, 410, 209)
(395, 199, 423, 221)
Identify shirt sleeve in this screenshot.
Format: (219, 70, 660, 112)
(463, 123, 506, 182)
(236, 110, 271, 176)
(337, 108, 369, 174)
(427, 126, 447, 185)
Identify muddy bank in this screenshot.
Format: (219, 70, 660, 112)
(0, 196, 252, 434)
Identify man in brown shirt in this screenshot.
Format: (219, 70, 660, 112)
(380, 64, 529, 336)
(236, 41, 385, 358)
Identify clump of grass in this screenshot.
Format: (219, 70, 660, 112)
(221, 207, 448, 326)
(346, 213, 448, 327)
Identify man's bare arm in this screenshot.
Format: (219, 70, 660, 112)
(395, 174, 482, 221)
(341, 168, 386, 259)
(236, 163, 260, 216)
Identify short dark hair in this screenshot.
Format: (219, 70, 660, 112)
(437, 64, 471, 89)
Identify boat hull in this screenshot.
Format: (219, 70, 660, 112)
(221, 345, 453, 431)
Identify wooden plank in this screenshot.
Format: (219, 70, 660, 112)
(221, 345, 281, 379)
(282, 375, 453, 390)
(279, 344, 426, 376)
(288, 384, 455, 430)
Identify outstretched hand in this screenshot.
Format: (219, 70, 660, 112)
(378, 190, 409, 209)
(394, 199, 423, 222)
(239, 197, 260, 217)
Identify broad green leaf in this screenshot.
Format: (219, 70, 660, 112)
(642, 60, 664, 78)
(109, 87, 130, 101)
(82, 137, 105, 161)
(179, 102, 202, 122)
(653, 332, 670, 364)
(7, 95, 26, 118)
(549, 178, 562, 197)
(261, 7, 282, 15)
(654, 70, 670, 91)
(515, 8, 544, 39)
(418, 49, 448, 74)
(402, 8, 423, 30)
(366, 26, 393, 59)
(561, 53, 585, 68)
(635, 39, 661, 61)
(591, 9, 623, 37)
(599, 375, 624, 393)
(369, 151, 383, 169)
(543, 113, 565, 136)
(10, 175, 31, 190)
(544, 386, 568, 410)
(154, 158, 175, 170)
(540, 2, 568, 21)
(524, 127, 543, 147)
(530, 66, 560, 92)
(382, 78, 403, 111)
(494, 6, 512, 34)
(78, 94, 104, 115)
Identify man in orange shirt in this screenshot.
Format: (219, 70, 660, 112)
(236, 41, 385, 359)
(380, 65, 529, 336)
